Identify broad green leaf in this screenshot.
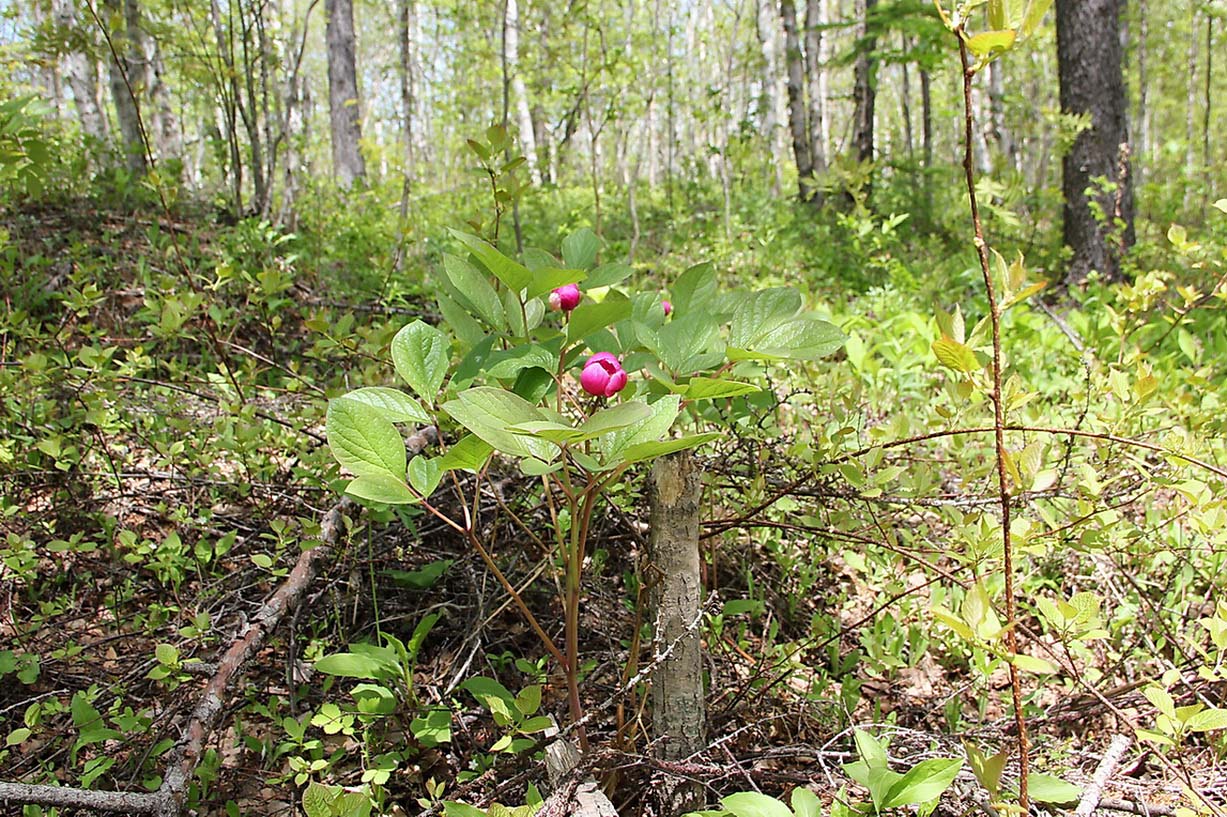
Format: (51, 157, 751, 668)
(387, 560, 453, 589)
(1186, 707, 1227, 732)
(437, 291, 485, 348)
(988, 0, 1008, 30)
(408, 612, 440, 659)
(963, 582, 1003, 641)
(728, 317, 845, 361)
(791, 787, 822, 817)
(411, 707, 452, 747)
(391, 320, 451, 402)
(654, 311, 723, 372)
(351, 683, 397, 715)
(327, 398, 407, 478)
(580, 401, 653, 436)
(461, 676, 516, 707)
(408, 456, 445, 496)
(526, 267, 586, 299)
(315, 651, 398, 681)
(720, 792, 794, 817)
(451, 230, 532, 291)
(520, 457, 563, 476)
(1020, 0, 1055, 37)
(1008, 653, 1057, 675)
(685, 377, 761, 400)
(672, 262, 718, 315)
(346, 473, 419, 504)
(584, 262, 634, 289)
(965, 744, 1007, 797)
(71, 692, 122, 746)
(483, 344, 557, 380)
(155, 643, 177, 665)
(442, 388, 555, 461)
(867, 766, 905, 811)
(729, 287, 802, 350)
(339, 387, 431, 424)
(443, 253, 505, 329)
(853, 729, 889, 767)
(932, 336, 980, 374)
(515, 684, 542, 715)
(618, 433, 720, 465)
(568, 291, 632, 343)
(883, 757, 963, 807)
(933, 605, 975, 640)
(1027, 772, 1081, 805)
(440, 435, 494, 472)
(599, 395, 681, 463)
(443, 803, 489, 817)
(964, 29, 1016, 58)
(561, 227, 599, 269)
(1145, 686, 1176, 718)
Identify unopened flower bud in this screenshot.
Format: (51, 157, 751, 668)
(579, 353, 628, 397)
(549, 283, 582, 312)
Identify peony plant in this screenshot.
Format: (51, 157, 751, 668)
(324, 226, 846, 738)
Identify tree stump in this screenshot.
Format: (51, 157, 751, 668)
(646, 451, 706, 817)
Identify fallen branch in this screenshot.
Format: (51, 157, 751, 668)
(0, 496, 356, 817)
(1075, 734, 1133, 817)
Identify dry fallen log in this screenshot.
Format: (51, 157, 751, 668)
(0, 496, 355, 817)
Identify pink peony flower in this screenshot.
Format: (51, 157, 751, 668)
(549, 283, 582, 312)
(579, 353, 628, 397)
(662, 299, 673, 316)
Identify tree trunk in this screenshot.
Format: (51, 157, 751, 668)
(852, 0, 876, 165)
(325, 0, 366, 189)
(505, 0, 541, 185)
(1135, 0, 1148, 182)
(804, 0, 827, 188)
(53, 0, 108, 144)
(780, 0, 814, 202)
(1056, 0, 1134, 285)
(102, 0, 149, 175)
(646, 452, 706, 817)
(755, 0, 785, 195)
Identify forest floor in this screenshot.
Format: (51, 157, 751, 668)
(2, 198, 1223, 817)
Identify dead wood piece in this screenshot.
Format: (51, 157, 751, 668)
(0, 781, 164, 814)
(1075, 734, 1133, 817)
(0, 496, 355, 817)
(1098, 797, 1177, 816)
(541, 717, 619, 817)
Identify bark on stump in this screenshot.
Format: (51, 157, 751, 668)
(646, 451, 705, 817)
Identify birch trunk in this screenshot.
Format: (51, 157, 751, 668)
(780, 0, 814, 202)
(505, 0, 541, 185)
(102, 0, 149, 175)
(325, 0, 366, 189)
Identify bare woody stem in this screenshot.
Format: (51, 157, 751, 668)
(957, 32, 1030, 809)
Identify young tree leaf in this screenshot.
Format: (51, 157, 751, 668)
(440, 435, 494, 472)
(392, 320, 451, 402)
(443, 254, 505, 329)
(442, 388, 555, 461)
(719, 792, 794, 817)
(1026, 772, 1081, 805)
(883, 757, 963, 808)
(561, 227, 599, 269)
(450, 230, 532, 291)
(327, 398, 407, 478)
(345, 473, 419, 505)
(340, 387, 431, 424)
(932, 336, 981, 374)
(408, 456, 445, 497)
(617, 433, 721, 465)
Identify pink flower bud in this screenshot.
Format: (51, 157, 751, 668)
(550, 283, 582, 312)
(662, 299, 673, 316)
(579, 353, 628, 397)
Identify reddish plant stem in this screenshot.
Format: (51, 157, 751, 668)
(957, 33, 1030, 809)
